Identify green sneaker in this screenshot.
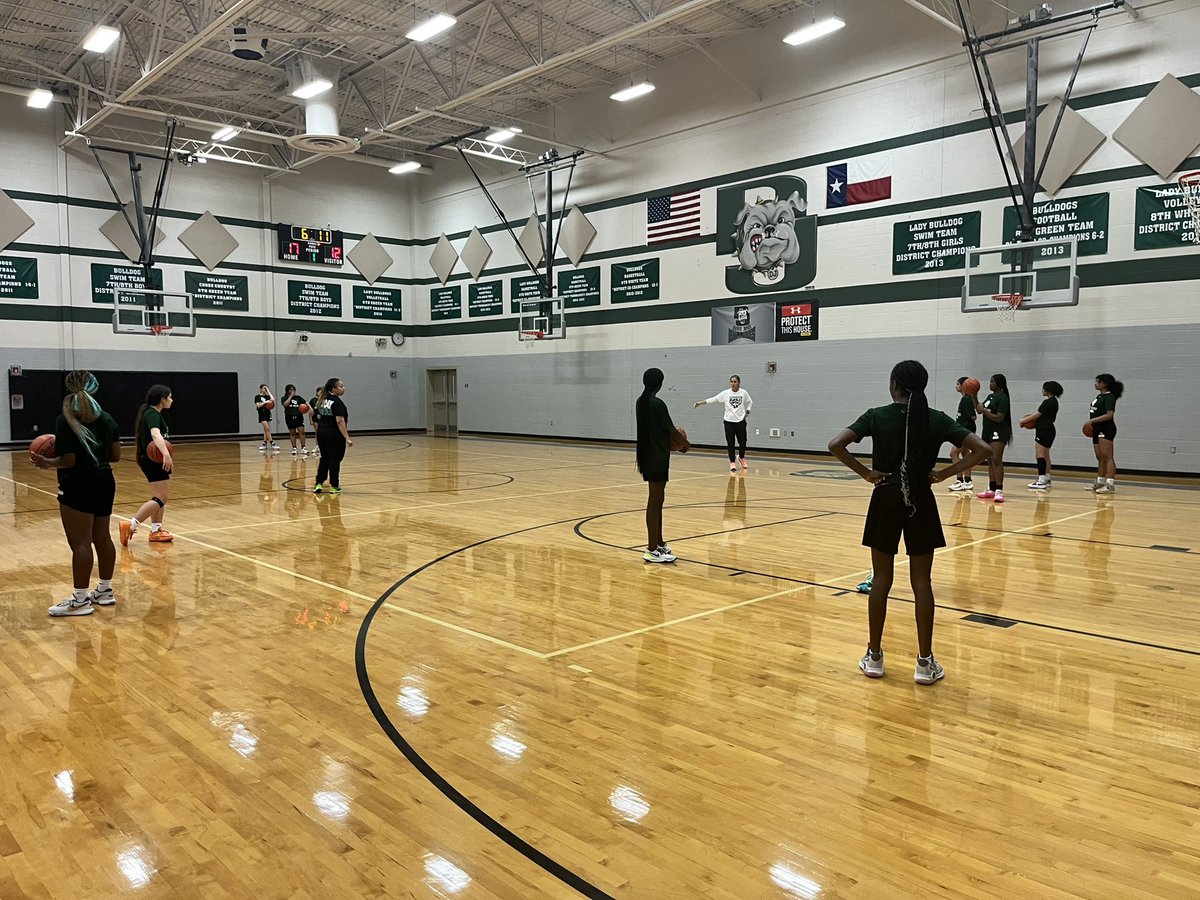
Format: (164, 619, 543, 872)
(313, 484, 324, 493)
(856, 578, 873, 594)
(328, 486, 342, 495)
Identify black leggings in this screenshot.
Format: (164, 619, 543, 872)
(724, 420, 748, 462)
(316, 429, 347, 487)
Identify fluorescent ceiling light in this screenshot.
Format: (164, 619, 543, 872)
(291, 78, 332, 99)
(485, 128, 516, 143)
(610, 82, 655, 102)
(388, 161, 421, 174)
(211, 125, 240, 142)
(82, 25, 120, 53)
(27, 89, 54, 109)
(783, 16, 845, 46)
(406, 13, 456, 42)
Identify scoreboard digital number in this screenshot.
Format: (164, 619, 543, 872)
(277, 223, 344, 266)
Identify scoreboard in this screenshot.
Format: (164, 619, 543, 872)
(277, 223, 344, 266)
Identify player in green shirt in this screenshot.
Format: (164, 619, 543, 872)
(636, 367, 689, 564)
(948, 376, 979, 493)
(973, 373, 1012, 503)
(1019, 381, 1062, 489)
(1087, 373, 1124, 493)
(31, 371, 123, 617)
(829, 360, 991, 685)
(120, 384, 176, 546)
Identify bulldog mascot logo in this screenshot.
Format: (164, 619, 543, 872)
(716, 176, 817, 294)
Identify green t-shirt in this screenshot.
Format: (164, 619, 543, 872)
(981, 391, 1011, 441)
(1035, 396, 1058, 437)
(956, 394, 977, 431)
(847, 403, 970, 488)
(1089, 392, 1116, 421)
(138, 407, 169, 459)
(637, 395, 674, 474)
(53, 411, 119, 485)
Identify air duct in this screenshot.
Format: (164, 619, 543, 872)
(285, 60, 360, 154)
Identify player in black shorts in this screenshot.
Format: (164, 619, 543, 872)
(120, 384, 175, 545)
(312, 377, 353, 494)
(973, 373, 1012, 503)
(1020, 381, 1062, 489)
(31, 371, 123, 617)
(280, 384, 308, 455)
(1087, 373, 1123, 494)
(636, 367, 688, 564)
(947, 376, 978, 493)
(828, 360, 990, 684)
(255, 384, 277, 452)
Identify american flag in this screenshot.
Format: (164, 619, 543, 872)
(647, 190, 701, 244)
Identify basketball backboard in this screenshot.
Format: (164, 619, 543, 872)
(518, 295, 565, 341)
(111, 289, 197, 336)
(961, 236, 1079, 313)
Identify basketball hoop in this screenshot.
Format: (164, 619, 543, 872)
(150, 324, 173, 337)
(1179, 170, 1200, 245)
(992, 293, 1024, 324)
(520, 330, 545, 342)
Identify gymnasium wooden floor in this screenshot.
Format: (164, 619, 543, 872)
(1, 434, 1198, 898)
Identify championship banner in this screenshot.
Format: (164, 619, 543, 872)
(711, 303, 776, 345)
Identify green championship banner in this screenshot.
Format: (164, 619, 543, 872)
(353, 285, 402, 321)
(510, 275, 543, 313)
(557, 267, 601, 308)
(0, 256, 38, 299)
(287, 280, 342, 317)
(185, 271, 249, 311)
(611, 259, 660, 303)
(430, 285, 462, 320)
(468, 281, 503, 317)
(1003, 193, 1109, 256)
(892, 212, 981, 274)
(1135, 185, 1198, 249)
(91, 263, 163, 303)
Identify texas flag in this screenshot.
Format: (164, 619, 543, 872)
(826, 154, 892, 208)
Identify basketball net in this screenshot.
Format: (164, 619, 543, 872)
(1179, 171, 1200, 245)
(992, 293, 1023, 324)
(150, 324, 173, 339)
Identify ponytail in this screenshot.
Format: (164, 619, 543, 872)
(635, 368, 665, 474)
(890, 360, 930, 514)
(62, 371, 102, 462)
(315, 377, 340, 411)
(134, 384, 171, 459)
(1096, 373, 1124, 399)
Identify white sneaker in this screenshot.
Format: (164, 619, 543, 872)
(49, 596, 94, 617)
(1095, 484, 1115, 494)
(291, 448, 298, 456)
(859, 648, 884, 678)
(1028, 480, 1050, 489)
(948, 480, 967, 492)
(259, 442, 268, 450)
(89, 587, 116, 607)
(643, 548, 675, 564)
(656, 544, 674, 559)
(729, 462, 738, 474)
(301, 448, 309, 455)
(1087, 482, 1102, 492)
(914, 656, 945, 685)
(270, 442, 279, 450)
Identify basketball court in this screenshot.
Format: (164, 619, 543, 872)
(3, 436, 1198, 897)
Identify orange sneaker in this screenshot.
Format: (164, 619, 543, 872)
(119, 520, 133, 546)
(148, 529, 175, 543)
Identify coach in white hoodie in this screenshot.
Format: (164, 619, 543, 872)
(694, 375, 753, 474)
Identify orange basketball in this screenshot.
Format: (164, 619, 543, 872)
(147, 440, 174, 463)
(29, 434, 55, 458)
(961, 377, 981, 396)
(263, 399, 276, 410)
(1082, 421, 1094, 438)
(298, 402, 310, 414)
(670, 426, 688, 452)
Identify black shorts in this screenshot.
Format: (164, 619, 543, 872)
(285, 413, 304, 430)
(983, 428, 1008, 445)
(58, 470, 116, 517)
(258, 409, 273, 423)
(1035, 430, 1055, 449)
(641, 469, 669, 484)
(1092, 421, 1116, 443)
(862, 484, 945, 557)
(138, 457, 171, 482)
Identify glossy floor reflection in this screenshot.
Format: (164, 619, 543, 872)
(1, 435, 1198, 897)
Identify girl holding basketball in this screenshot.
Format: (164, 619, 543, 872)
(313, 377, 352, 494)
(31, 371, 123, 616)
(280, 384, 308, 455)
(973, 374, 1012, 503)
(255, 384, 276, 451)
(637, 367, 689, 564)
(828, 360, 991, 684)
(1087, 373, 1123, 493)
(1020, 381, 1062, 489)
(947, 376, 978, 492)
(120, 385, 175, 546)
(693, 375, 753, 474)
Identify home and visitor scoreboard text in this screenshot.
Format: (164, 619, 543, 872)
(277, 224, 344, 266)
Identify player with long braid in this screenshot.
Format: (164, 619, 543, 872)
(828, 360, 991, 684)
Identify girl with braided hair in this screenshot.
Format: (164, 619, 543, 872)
(636, 367, 689, 563)
(30, 371, 123, 617)
(828, 360, 991, 684)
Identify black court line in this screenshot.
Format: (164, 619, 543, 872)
(356, 514, 616, 900)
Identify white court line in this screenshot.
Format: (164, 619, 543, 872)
(542, 508, 1102, 658)
(0, 472, 60, 499)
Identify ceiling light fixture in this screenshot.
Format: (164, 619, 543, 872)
(82, 25, 121, 53)
(211, 125, 240, 142)
(389, 161, 421, 174)
(27, 89, 54, 109)
(405, 13, 456, 43)
(783, 16, 845, 46)
(610, 82, 655, 102)
(485, 128, 516, 143)
(291, 77, 332, 100)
